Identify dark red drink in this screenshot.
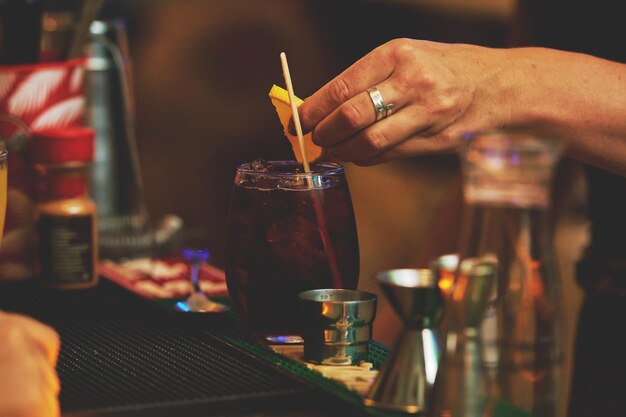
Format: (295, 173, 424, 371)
(225, 161, 359, 339)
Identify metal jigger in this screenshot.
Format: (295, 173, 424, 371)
(363, 269, 444, 414)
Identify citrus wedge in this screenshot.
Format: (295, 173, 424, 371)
(269, 84, 322, 163)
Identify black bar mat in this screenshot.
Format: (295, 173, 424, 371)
(151, 294, 403, 417)
(0, 281, 320, 417)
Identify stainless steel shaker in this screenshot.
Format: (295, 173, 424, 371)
(85, 19, 183, 260)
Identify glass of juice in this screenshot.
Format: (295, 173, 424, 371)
(226, 160, 359, 343)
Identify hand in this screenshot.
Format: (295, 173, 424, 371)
(0, 311, 61, 417)
(296, 38, 514, 166)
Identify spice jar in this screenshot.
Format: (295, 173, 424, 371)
(30, 127, 98, 289)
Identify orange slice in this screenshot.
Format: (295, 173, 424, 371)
(269, 84, 322, 163)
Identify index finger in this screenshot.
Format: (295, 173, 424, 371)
(296, 43, 394, 133)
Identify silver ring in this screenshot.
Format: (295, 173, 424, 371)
(367, 87, 394, 121)
(385, 103, 394, 117)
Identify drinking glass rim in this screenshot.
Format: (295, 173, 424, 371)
(236, 160, 344, 177)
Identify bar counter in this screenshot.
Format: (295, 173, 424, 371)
(0, 279, 396, 417)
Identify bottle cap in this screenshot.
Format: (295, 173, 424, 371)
(29, 127, 95, 163)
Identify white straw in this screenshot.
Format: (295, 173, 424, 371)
(280, 52, 311, 175)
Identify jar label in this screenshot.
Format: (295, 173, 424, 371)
(38, 214, 95, 285)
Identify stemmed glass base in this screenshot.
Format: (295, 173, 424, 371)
(174, 248, 229, 314)
(265, 335, 304, 344)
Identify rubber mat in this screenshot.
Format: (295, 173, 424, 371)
(0, 281, 318, 417)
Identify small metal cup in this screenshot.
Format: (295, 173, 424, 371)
(298, 289, 377, 366)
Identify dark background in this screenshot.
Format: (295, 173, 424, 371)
(99, 0, 509, 266)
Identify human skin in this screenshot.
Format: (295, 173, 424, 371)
(295, 38, 626, 176)
(0, 311, 60, 417)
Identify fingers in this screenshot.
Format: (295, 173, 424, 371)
(323, 108, 410, 162)
(19, 313, 61, 366)
(33, 350, 61, 396)
(31, 320, 60, 367)
(288, 38, 476, 164)
(323, 105, 432, 163)
(40, 391, 62, 417)
(0, 311, 61, 417)
(1, 311, 60, 366)
(296, 44, 394, 133)
(310, 79, 409, 149)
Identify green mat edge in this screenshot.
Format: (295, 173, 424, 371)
(156, 296, 401, 416)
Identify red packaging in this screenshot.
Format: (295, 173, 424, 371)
(0, 58, 87, 280)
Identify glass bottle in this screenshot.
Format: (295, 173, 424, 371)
(432, 129, 566, 417)
(86, 19, 169, 260)
(30, 127, 99, 289)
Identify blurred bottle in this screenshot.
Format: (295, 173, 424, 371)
(85, 18, 182, 261)
(39, 9, 75, 62)
(431, 130, 566, 417)
(38, 0, 106, 62)
(30, 127, 98, 289)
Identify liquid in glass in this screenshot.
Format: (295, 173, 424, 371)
(226, 161, 359, 340)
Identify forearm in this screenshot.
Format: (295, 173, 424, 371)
(500, 47, 626, 175)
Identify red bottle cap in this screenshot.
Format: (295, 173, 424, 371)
(29, 127, 95, 164)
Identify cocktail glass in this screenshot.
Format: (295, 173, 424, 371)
(225, 160, 359, 343)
